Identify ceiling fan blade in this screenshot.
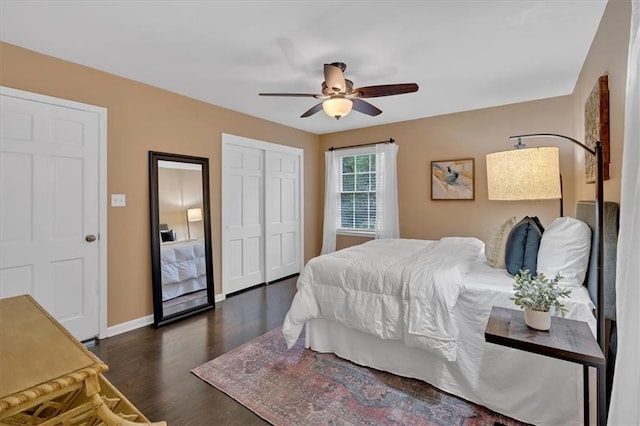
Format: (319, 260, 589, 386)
(324, 63, 346, 93)
(352, 98, 382, 116)
(353, 83, 419, 98)
(300, 102, 324, 118)
(259, 93, 320, 97)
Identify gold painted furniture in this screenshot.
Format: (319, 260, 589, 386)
(0, 295, 166, 426)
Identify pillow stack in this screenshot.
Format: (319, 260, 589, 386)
(504, 216, 544, 276)
(485, 216, 517, 268)
(490, 215, 592, 284)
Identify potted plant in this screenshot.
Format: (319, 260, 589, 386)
(511, 269, 572, 331)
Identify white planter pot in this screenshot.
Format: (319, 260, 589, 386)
(524, 307, 551, 331)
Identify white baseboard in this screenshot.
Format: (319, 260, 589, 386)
(105, 314, 154, 338)
(104, 294, 225, 338)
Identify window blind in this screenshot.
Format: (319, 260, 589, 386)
(339, 153, 377, 230)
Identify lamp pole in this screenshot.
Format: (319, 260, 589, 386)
(186, 211, 191, 239)
(509, 133, 605, 425)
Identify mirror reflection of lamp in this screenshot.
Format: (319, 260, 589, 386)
(186, 207, 202, 239)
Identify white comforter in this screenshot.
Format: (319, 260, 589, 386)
(160, 239, 206, 285)
(282, 237, 484, 361)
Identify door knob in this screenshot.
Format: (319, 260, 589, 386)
(85, 234, 97, 242)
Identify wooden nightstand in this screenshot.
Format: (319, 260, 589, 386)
(484, 306, 605, 426)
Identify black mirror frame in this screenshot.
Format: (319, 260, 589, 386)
(149, 151, 215, 327)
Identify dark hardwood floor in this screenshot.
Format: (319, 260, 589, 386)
(90, 277, 298, 425)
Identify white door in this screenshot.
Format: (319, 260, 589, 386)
(0, 90, 103, 341)
(265, 150, 300, 281)
(223, 144, 264, 294)
(222, 134, 303, 296)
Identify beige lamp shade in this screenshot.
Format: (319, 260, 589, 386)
(322, 97, 353, 119)
(187, 207, 202, 222)
(486, 147, 561, 200)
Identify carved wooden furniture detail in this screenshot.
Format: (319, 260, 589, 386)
(0, 295, 166, 426)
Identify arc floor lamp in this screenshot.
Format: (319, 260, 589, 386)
(486, 132, 605, 425)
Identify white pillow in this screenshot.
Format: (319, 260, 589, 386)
(485, 216, 517, 268)
(537, 217, 592, 288)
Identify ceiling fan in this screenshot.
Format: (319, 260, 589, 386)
(259, 62, 419, 120)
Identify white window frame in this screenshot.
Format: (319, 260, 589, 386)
(335, 146, 378, 237)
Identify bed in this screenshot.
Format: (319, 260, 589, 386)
(160, 239, 207, 301)
(282, 202, 619, 425)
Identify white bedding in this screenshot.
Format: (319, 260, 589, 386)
(160, 239, 207, 301)
(283, 237, 484, 361)
(283, 238, 597, 425)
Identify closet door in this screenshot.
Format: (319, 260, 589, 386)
(265, 150, 300, 282)
(222, 133, 303, 296)
(222, 144, 264, 294)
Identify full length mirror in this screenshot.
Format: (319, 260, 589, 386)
(149, 151, 214, 326)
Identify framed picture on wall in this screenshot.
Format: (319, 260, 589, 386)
(431, 158, 475, 200)
(584, 75, 610, 183)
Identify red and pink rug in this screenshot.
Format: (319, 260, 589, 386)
(192, 327, 524, 425)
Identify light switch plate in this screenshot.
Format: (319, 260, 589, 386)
(111, 194, 126, 207)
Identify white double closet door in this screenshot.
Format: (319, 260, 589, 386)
(222, 134, 303, 295)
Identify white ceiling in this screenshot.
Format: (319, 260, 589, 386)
(0, 1, 607, 135)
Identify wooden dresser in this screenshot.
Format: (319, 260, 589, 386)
(0, 295, 166, 426)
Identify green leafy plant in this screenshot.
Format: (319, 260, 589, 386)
(511, 269, 572, 315)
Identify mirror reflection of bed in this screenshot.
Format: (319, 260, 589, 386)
(159, 231, 208, 317)
(150, 154, 214, 326)
(158, 161, 207, 315)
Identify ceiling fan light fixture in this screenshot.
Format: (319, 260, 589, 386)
(259, 62, 418, 119)
(322, 97, 352, 120)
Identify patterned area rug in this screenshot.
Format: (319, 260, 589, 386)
(192, 327, 525, 426)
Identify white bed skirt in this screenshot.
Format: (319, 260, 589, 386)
(306, 317, 587, 426)
(162, 275, 207, 301)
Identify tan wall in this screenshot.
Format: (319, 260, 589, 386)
(572, 0, 630, 204)
(1, 0, 629, 328)
(322, 96, 577, 249)
(0, 42, 321, 327)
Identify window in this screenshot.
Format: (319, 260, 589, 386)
(339, 152, 377, 232)
(322, 142, 398, 253)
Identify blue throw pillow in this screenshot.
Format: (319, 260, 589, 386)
(504, 216, 544, 276)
